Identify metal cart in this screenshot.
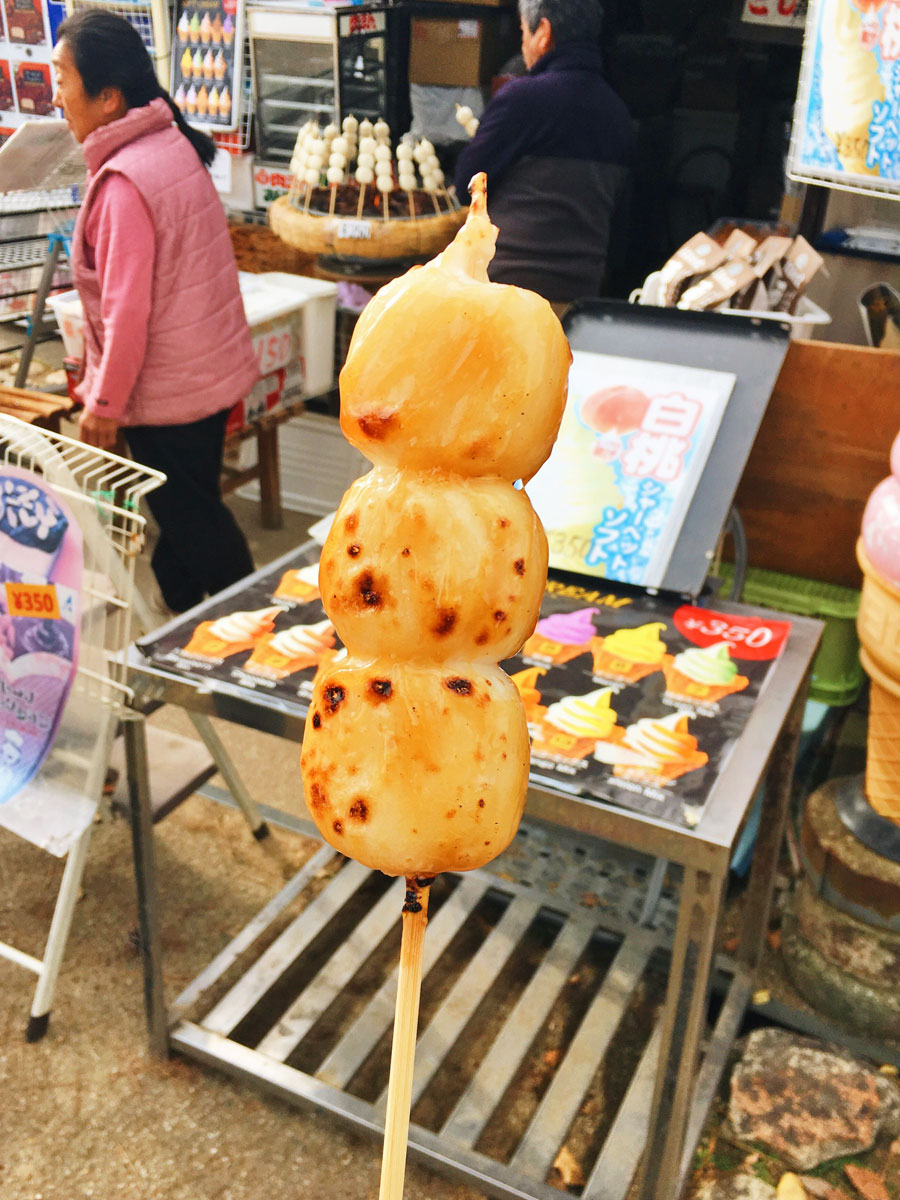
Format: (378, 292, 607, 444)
(121, 538, 821, 1200)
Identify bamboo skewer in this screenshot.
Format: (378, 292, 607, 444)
(378, 877, 432, 1200)
(356, 183, 367, 219)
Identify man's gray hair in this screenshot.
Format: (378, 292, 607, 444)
(518, 0, 603, 44)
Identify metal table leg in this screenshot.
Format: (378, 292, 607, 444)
(123, 710, 168, 1058)
(187, 711, 269, 840)
(638, 857, 730, 1199)
(737, 685, 807, 970)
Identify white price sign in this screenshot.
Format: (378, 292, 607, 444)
(741, 0, 806, 27)
(337, 219, 372, 240)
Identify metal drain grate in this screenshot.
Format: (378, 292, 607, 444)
(170, 837, 674, 1200)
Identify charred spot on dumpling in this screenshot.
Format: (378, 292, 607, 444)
(308, 782, 329, 812)
(498, 517, 510, 528)
(348, 797, 369, 822)
(357, 571, 386, 609)
(311, 711, 322, 729)
(357, 411, 396, 440)
(344, 513, 359, 533)
(475, 630, 489, 645)
(324, 684, 346, 713)
(401, 547, 410, 557)
(445, 810, 456, 819)
(514, 558, 525, 575)
(445, 677, 472, 696)
(477, 798, 486, 808)
(332, 820, 344, 835)
(348, 544, 361, 557)
(493, 610, 506, 623)
(369, 678, 393, 701)
(432, 608, 457, 636)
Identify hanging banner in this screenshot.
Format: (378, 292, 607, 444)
(0, 467, 81, 813)
(170, 0, 243, 132)
(788, 0, 900, 196)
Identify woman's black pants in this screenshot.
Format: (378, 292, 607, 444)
(127, 409, 255, 613)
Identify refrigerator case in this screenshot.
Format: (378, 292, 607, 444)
(248, 2, 408, 165)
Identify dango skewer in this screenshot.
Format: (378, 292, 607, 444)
(377, 172, 393, 223)
(355, 164, 373, 218)
(326, 164, 344, 216)
(398, 168, 417, 222)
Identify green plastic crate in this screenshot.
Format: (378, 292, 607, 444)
(717, 564, 864, 707)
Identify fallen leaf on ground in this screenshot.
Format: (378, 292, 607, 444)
(551, 1145, 584, 1188)
(844, 1164, 890, 1200)
(800, 1178, 849, 1200)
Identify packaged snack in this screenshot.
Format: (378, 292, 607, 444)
(658, 233, 727, 306)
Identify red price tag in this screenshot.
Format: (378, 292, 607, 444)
(5, 581, 61, 620)
(672, 605, 791, 661)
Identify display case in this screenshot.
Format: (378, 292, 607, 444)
(248, 1, 409, 165)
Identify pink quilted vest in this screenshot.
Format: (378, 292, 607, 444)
(72, 99, 259, 427)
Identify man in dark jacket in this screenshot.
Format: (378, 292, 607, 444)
(454, 0, 634, 304)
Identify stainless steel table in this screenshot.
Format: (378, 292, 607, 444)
(122, 542, 821, 1200)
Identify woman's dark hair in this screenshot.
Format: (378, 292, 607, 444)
(56, 8, 216, 167)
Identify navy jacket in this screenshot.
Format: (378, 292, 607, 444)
(454, 43, 634, 302)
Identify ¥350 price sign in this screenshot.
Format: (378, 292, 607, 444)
(4, 581, 61, 619)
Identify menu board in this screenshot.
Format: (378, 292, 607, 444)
(526, 351, 735, 590)
(138, 547, 793, 831)
(170, 0, 243, 132)
(788, 0, 900, 196)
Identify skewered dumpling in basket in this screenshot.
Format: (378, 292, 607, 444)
(318, 467, 548, 662)
(338, 181, 570, 483)
(302, 657, 530, 877)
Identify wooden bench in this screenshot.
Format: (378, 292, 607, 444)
(0, 385, 75, 432)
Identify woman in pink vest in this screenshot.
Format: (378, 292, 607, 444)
(52, 10, 259, 613)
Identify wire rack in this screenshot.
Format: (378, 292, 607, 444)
(66, 0, 171, 88)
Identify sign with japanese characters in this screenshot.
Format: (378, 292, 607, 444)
(788, 0, 900, 196)
(0, 467, 84, 852)
(526, 351, 735, 590)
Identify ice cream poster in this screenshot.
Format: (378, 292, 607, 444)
(139, 544, 337, 708)
(0, 468, 81, 814)
(505, 579, 792, 829)
(526, 351, 735, 590)
(789, 0, 900, 192)
(171, 0, 242, 131)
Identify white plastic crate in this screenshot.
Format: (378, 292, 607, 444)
(46, 271, 339, 398)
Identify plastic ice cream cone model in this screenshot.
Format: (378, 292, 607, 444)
(590, 621, 668, 682)
(510, 666, 548, 725)
(821, 0, 884, 176)
(274, 562, 321, 604)
(244, 618, 336, 680)
(521, 607, 598, 664)
(303, 174, 568, 878)
(531, 687, 622, 762)
(662, 641, 749, 703)
(182, 606, 282, 661)
(856, 430, 900, 824)
(594, 711, 708, 785)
